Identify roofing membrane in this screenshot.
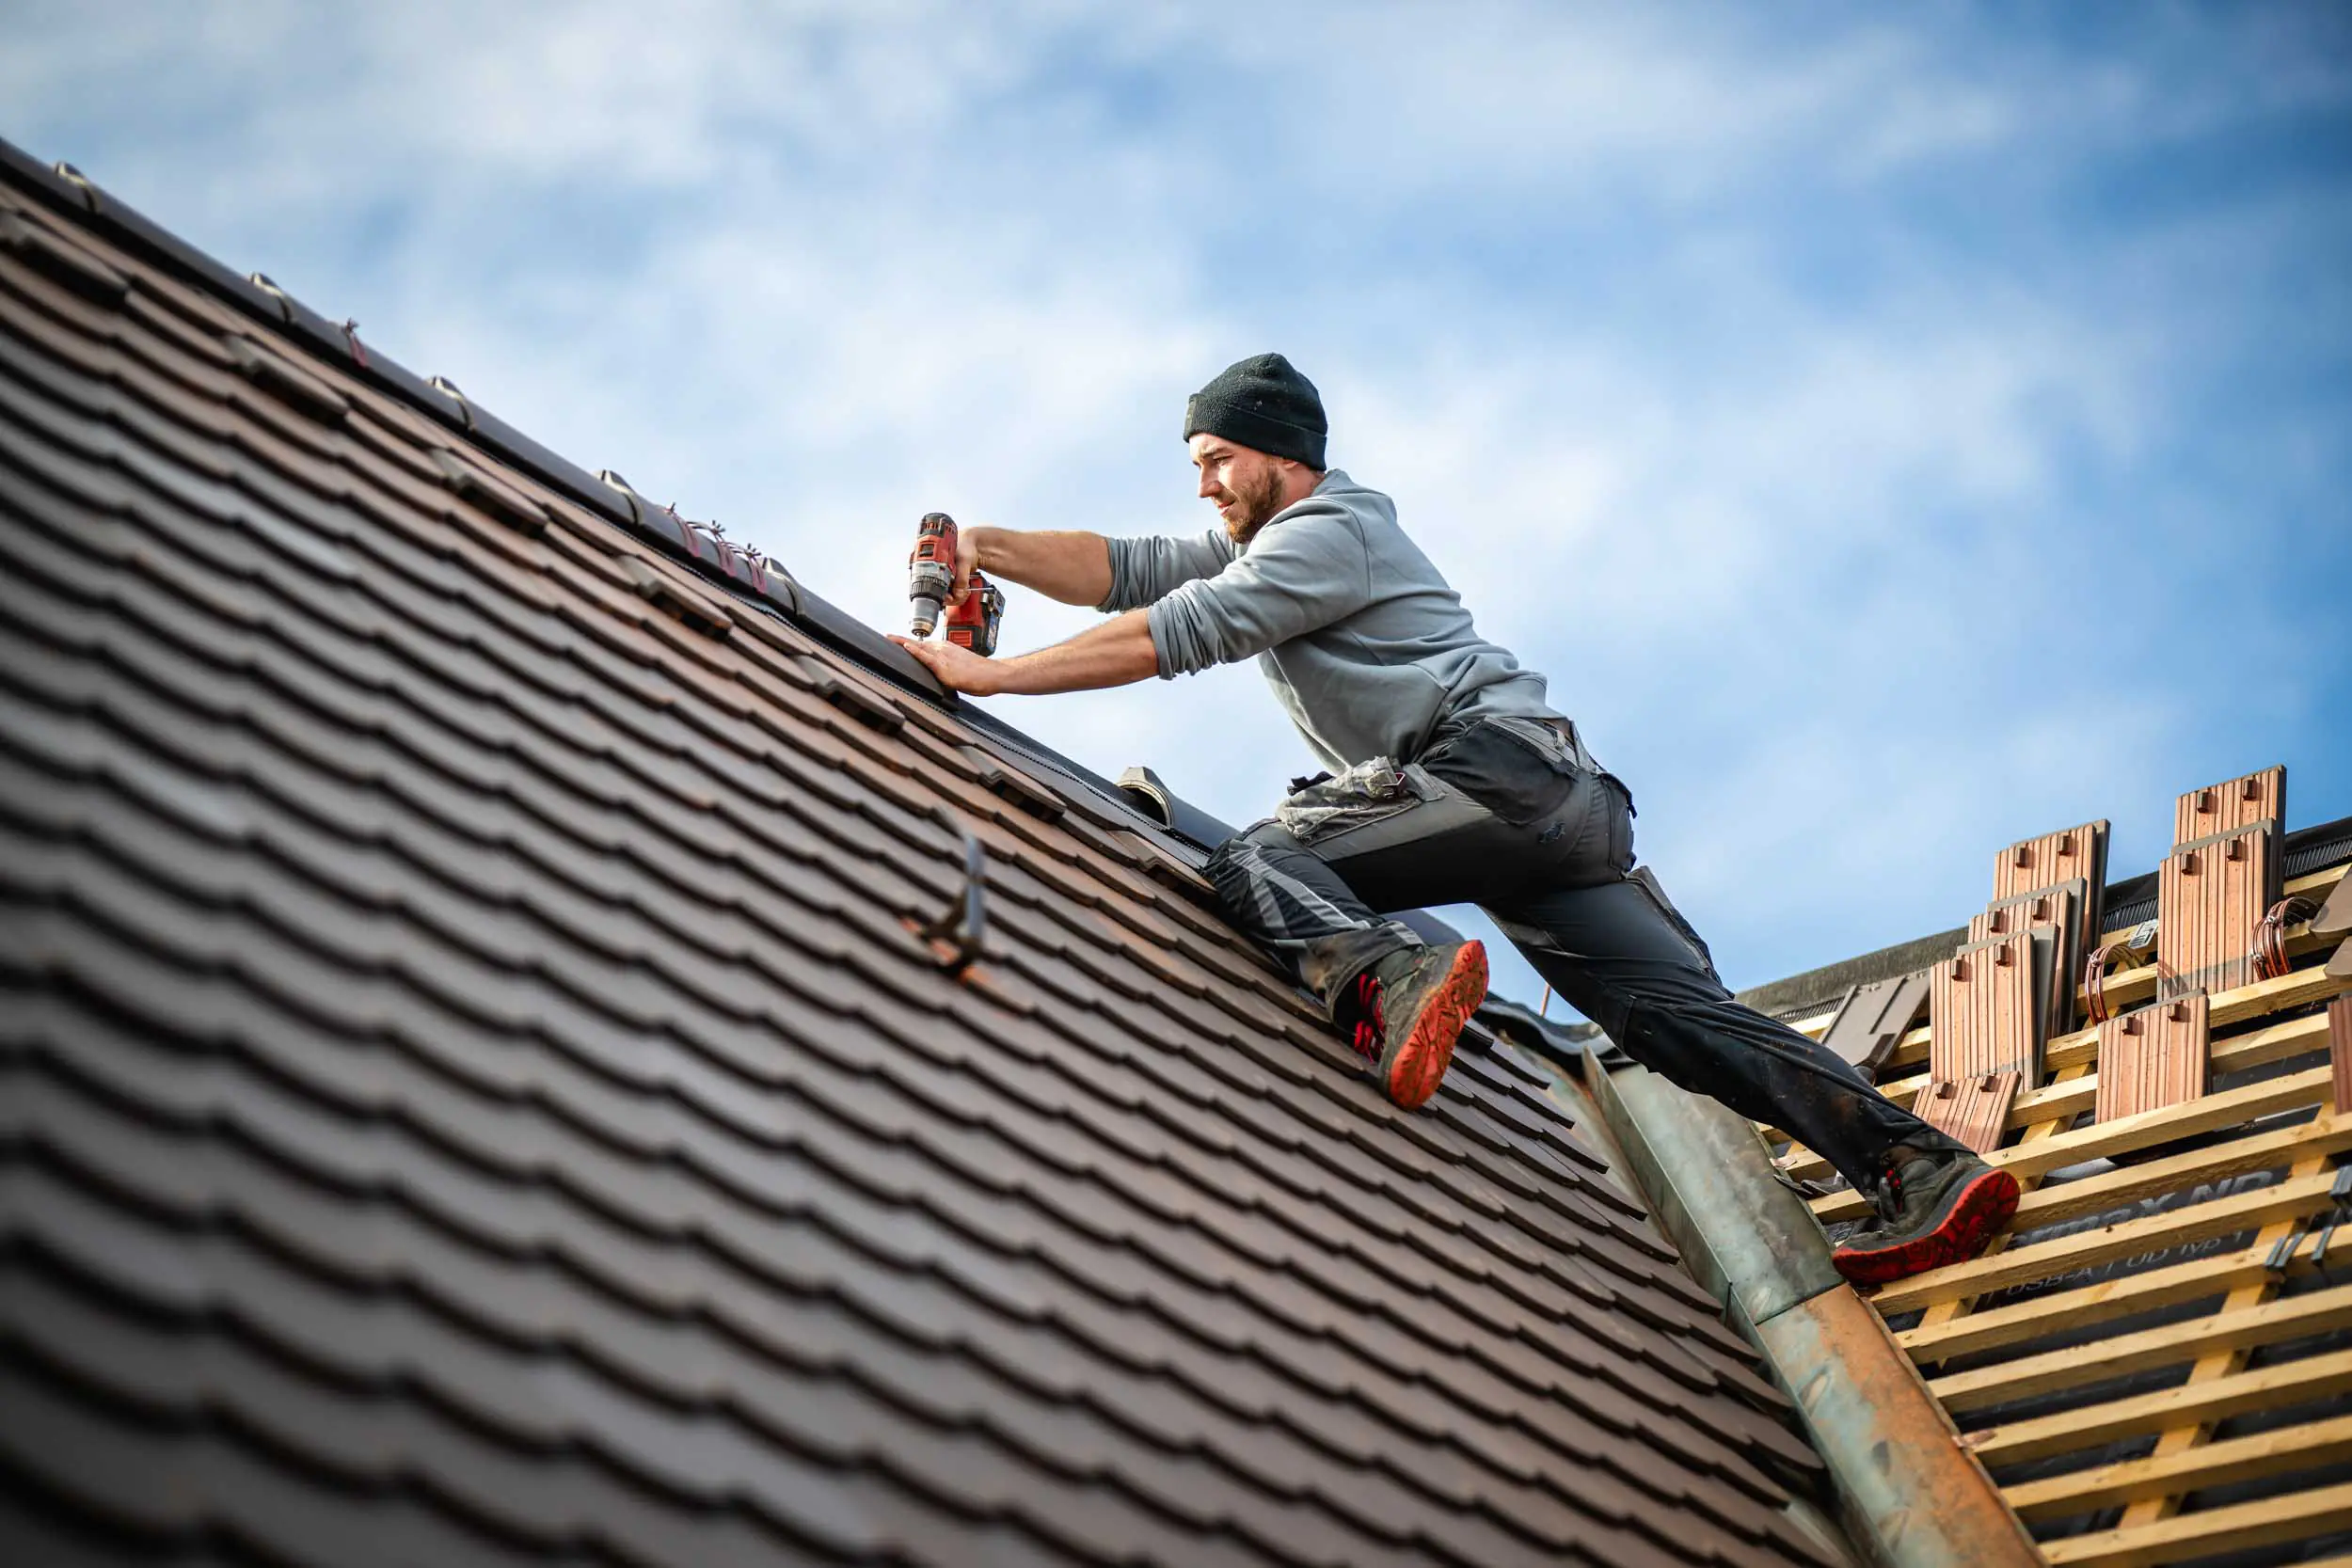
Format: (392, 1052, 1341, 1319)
(0, 144, 1836, 1566)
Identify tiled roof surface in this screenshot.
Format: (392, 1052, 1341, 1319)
(0, 154, 1834, 1566)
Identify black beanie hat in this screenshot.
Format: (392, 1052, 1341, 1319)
(1184, 353, 1327, 469)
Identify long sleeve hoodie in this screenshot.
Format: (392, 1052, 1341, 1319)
(1097, 469, 1563, 773)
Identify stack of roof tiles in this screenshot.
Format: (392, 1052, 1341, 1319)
(0, 143, 1837, 1567)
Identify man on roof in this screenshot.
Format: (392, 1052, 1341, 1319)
(891, 352, 2015, 1284)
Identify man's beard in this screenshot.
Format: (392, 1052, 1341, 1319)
(1220, 466, 1288, 545)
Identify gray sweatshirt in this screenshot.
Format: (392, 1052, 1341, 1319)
(1098, 469, 1564, 772)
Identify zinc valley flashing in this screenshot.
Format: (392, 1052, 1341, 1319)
(1566, 1053, 2042, 1568)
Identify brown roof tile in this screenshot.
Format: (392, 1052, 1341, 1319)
(0, 150, 1828, 1566)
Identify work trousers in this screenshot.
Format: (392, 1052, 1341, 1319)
(1204, 715, 1946, 1190)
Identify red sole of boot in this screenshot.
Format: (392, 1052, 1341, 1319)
(1386, 941, 1487, 1111)
(1833, 1165, 2021, 1287)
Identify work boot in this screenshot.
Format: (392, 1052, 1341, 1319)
(1831, 1143, 2020, 1286)
(1339, 941, 1487, 1111)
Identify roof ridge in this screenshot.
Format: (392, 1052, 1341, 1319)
(0, 135, 1225, 864)
(1739, 810, 2352, 1022)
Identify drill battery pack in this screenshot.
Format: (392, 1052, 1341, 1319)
(946, 575, 1006, 657)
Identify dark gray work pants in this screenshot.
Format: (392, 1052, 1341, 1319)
(1204, 716, 1944, 1190)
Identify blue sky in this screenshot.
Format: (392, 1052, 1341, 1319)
(8, 2, 2349, 1008)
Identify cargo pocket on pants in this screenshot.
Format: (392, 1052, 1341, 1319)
(1420, 717, 1582, 827)
(1274, 757, 1421, 845)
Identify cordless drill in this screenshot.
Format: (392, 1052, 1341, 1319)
(907, 511, 1004, 657)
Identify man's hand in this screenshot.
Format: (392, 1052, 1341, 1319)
(943, 525, 983, 608)
(890, 633, 1002, 695)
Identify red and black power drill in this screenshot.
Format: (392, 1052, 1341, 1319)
(907, 511, 1004, 657)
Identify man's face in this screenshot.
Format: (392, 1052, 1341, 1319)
(1190, 435, 1290, 544)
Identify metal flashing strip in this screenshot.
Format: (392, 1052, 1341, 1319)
(1586, 1061, 2041, 1568)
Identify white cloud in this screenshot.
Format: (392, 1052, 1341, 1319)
(7, 0, 2345, 1003)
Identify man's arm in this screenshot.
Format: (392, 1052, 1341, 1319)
(953, 524, 1232, 615)
(959, 527, 1112, 609)
(1147, 504, 1372, 675)
(891, 610, 1158, 697)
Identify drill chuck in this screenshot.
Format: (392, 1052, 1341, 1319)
(908, 590, 946, 640)
(907, 511, 959, 640)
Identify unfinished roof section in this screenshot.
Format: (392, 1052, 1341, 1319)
(1763, 774, 2352, 1566)
(0, 147, 1836, 1566)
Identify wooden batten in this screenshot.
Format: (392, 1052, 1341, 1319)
(1930, 1281, 2352, 1416)
(2004, 1408, 2352, 1521)
(1963, 1341, 2352, 1468)
(1898, 1228, 2334, 1366)
(1805, 1057, 2342, 1219)
(2001, 1110, 2352, 1232)
(2039, 1477, 2352, 1566)
(1867, 1147, 2344, 1314)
